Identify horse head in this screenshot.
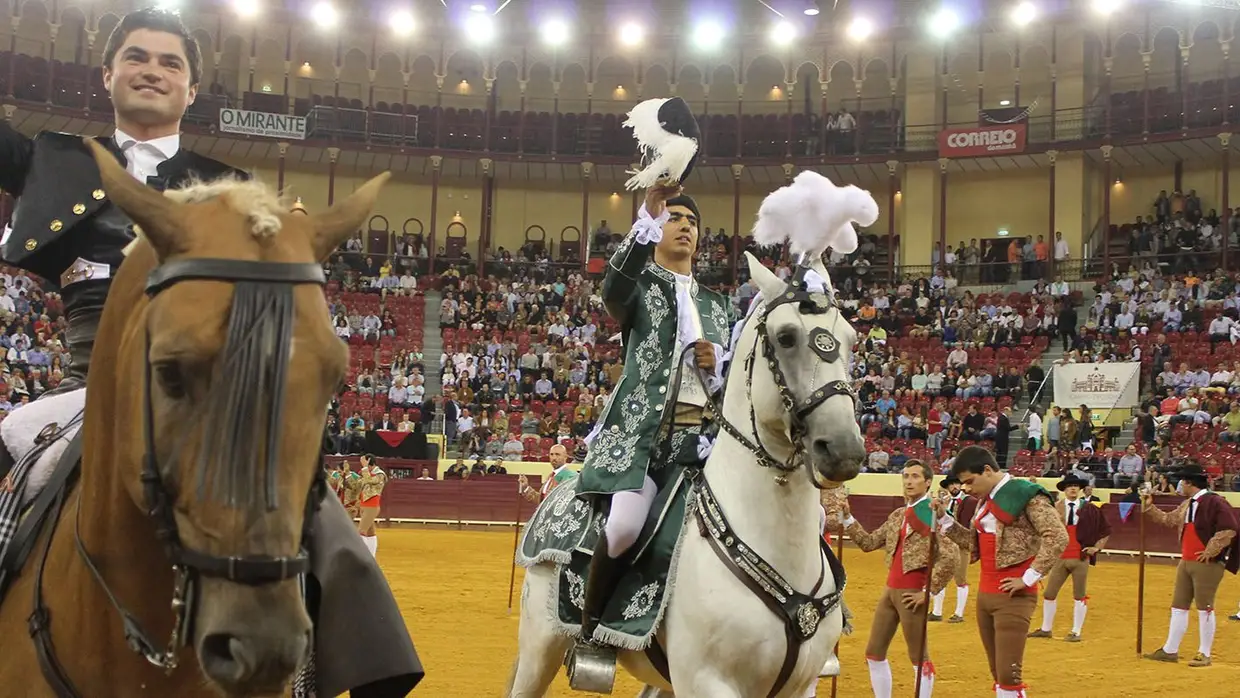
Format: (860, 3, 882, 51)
(85, 138, 387, 696)
(725, 252, 866, 488)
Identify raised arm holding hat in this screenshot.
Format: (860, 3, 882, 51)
(1142, 464, 1240, 667)
(1028, 473, 1111, 642)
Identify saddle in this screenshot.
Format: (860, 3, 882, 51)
(0, 388, 85, 508)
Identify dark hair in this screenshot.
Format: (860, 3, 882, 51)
(903, 458, 934, 483)
(950, 445, 998, 476)
(102, 7, 203, 86)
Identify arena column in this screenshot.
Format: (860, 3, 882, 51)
(938, 158, 950, 267)
(327, 146, 340, 206)
(1047, 150, 1056, 279)
(580, 161, 591, 272)
(731, 164, 743, 284)
(1101, 145, 1112, 274)
(277, 142, 289, 194)
(887, 160, 898, 283)
(429, 155, 442, 273)
(1221, 133, 1231, 270)
(479, 157, 493, 276)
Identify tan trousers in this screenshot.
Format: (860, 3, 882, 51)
(1042, 558, 1089, 600)
(865, 587, 930, 665)
(977, 592, 1037, 686)
(953, 554, 969, 586)
(1172, 560, 1226, 610)
(358, 504, 380, 535)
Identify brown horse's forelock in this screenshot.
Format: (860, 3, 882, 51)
(190, 280, 295, 511)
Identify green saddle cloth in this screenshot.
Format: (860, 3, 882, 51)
(516, 427, 702, 650)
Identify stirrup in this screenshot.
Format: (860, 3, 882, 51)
(818, 652, 841, 677)
(565, 638, 618, 693)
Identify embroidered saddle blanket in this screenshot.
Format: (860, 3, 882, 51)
(517, 427, 703, 651)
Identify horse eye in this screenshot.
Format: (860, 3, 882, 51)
(155, 362, 187, 399)
(776, 329, 798, 349)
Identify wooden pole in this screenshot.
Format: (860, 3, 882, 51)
(1137, 501, 1147, 654)
(913, 529, 937, 698)
(830, 529, 844, 698)
(507, 486, 524, 614)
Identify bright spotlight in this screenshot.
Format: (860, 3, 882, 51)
(541, 18, 570, 47)
(619, 21, 645, 47)
(803, 1, 821, 16)
(770, 21, 797, 46)
(390, 9, 415, 36)
(465, 11, 495, 43)
(1011, 1, 1037, 26)
(469, 2, 487, 12)
(928, 7, 959, 39)
(1092, 0, 1122, 14)
(231, 0, 258, 18)
(310, 1, 337, 28)
(693, 20, 725, 51)
(848, 17, 873, 41)
(155, 0, 180, 11)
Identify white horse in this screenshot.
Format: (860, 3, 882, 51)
(507, 252, 867, 698)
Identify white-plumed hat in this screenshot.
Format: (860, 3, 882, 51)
(622, 97, 701, 190)
(752, 170, 879, 257)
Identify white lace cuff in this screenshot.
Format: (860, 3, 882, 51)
(632, 203, 670, 245)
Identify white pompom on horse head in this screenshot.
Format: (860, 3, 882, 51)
(752, 170, 879, 257)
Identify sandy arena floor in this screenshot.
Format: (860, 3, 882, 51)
(379, 527, 1240, 697)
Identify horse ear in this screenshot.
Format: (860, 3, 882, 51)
(310, 172, 391, 262)
(744, 251, 784, 300)
(83, 137, 186, 260)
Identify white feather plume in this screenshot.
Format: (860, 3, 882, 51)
(623, 98, 699, 190)
(751, 170, 879, 257)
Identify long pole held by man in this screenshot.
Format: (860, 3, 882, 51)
(914, 519, 937, 698)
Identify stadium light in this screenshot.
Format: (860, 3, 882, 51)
(770, 21, 797, 46)
(389, 9, 415, 36)
(541, 18, 570, 47)
(803, 1, 821, 16)
(469, 2, 488, 12)
(848, 17, 873, 41)
(693, 20, 725, 51)
(1093, 0, 1122, 14)
(310, 1, 337, 29)
(928, 7, 959, 39)
(231, 0, 258, 19)
(619, 21, 645, 47)
(1011, 1, 1037, 26)
(465, 11, 495, 44)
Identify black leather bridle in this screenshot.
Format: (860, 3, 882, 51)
(28, 258, 330, 698)
(714, 266, 857, 487)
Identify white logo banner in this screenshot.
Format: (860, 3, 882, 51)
(218, 108, 307, 140)
(1053, 362, 1141, 409)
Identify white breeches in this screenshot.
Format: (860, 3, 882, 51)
(603, 476, 657, 558)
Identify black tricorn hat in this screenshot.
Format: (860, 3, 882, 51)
(1056, 473, 1090, 491)
(623, 97, 701, 190)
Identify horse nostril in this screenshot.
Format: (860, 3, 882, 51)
(812, 438, 832, 459)
(201, 633, 253, 684)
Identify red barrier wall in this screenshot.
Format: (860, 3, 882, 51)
(376, 482, 1240, 558)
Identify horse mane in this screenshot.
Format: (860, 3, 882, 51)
(163, 176, 286, 240)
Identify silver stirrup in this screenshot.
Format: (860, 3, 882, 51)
(818, 653, 841, 677)
(565, 641, 618, 693)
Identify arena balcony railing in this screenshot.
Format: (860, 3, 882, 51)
(5, 53, 1238, 162)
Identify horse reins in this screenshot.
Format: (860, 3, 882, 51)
(28, 258, 331, 697)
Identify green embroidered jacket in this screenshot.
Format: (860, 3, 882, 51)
(577, 213, 735, 496)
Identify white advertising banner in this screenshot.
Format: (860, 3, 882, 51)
(218, 108, 307, 140)
(1052, 362, 1141, 409)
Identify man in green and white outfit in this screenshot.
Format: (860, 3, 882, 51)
(575, 181, 734, 648)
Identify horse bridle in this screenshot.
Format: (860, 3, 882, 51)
(714, 266, 857, 487)
(31, 258, 329, 697)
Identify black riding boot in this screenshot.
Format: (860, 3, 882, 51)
(44, 305, 101, 396)
(580, 531, 627, 644)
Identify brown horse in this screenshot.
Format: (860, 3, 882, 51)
(0, 138, 388, 697)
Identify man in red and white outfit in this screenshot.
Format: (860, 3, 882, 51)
(1142, 464, 1240, 667)
(1028, 473, 1111, 641)
(931, 475, 976, 623)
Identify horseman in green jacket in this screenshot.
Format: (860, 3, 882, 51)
(574, 180, 734, 648)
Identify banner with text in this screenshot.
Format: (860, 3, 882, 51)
(218, 108, 307, 140)
(938, 123, 1027, 157)
(1053, 362, 1141, 409)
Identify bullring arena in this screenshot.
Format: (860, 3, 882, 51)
(368, 471, 1240, 697)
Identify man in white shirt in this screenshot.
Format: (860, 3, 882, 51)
(1053, 231, 1070, 261)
